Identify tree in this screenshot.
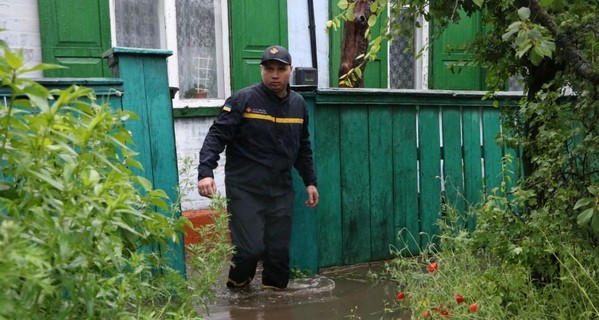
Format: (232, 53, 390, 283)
(329, 0, 386, 87)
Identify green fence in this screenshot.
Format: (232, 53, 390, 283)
(289, 88, 522, 273)
(1, 48, 186, 277)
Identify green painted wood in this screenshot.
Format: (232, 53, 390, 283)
(430, 10, 484, 90)
(340, 106, 371, 265)
(328, 0, 388, 88)
(482, 109, 503, 195)
(172, 107, 221, 118)
(442, 106, 466, 222)
(393, 106, 419, 254)
(314, 105, 342, 268)
(0, 79, 123, 111)
(38, 0, 112, 77)
(105, 47, 185, 277)
(418, 106, 442, 247)
(462, 107, 484, 231)
(368, 106, 395, 260)
(316, 88, 521, 106)
(290, 91, 318, 274)
(229, 0, 287, 92)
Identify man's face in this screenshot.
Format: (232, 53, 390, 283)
(260, 60, 292, 96)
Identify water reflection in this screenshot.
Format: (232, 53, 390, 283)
(201, 263, 407, 320)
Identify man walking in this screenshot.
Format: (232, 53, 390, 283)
(197, 45, 319, 290)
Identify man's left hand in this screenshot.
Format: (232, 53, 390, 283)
(305, 185, 319, 208)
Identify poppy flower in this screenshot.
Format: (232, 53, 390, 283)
(434, 305, 452, 317)
(455, 294, 464, 304)
(469, 303, 478, 312)
(396, 292, 405, 300)
(424, 310, 431, 318)
(427, 262, 438, 273)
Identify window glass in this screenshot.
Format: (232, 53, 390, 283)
(114, 0, 162, 49)
(389, 6, 416, 89)
(176, 0, 224, 99)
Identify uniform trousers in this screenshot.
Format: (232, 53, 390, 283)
(225, 183, 294, 289)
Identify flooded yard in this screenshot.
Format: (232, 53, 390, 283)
(197, 262, 409, 320)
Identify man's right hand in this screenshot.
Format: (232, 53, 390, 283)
(197, 177, 217, 198)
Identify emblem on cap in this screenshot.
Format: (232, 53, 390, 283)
(270, 47, 279, 55)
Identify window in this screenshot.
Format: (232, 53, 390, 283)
(113, 0, 229, 104)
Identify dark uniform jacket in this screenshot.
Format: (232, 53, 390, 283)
(198, 82, 317, 196)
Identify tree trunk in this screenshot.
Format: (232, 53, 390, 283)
(338, 0, 372, 88)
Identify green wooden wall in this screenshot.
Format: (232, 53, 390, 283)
(296, 89, 521, 271)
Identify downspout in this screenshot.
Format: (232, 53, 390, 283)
(307, 0, 318, 69)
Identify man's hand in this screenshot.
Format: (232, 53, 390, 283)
(305, 185, 319, 208)
(197, 177, 217, 198)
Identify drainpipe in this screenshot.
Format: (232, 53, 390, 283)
(307, 0, 318, 69)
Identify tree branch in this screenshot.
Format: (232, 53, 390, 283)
(525, 0, 599, 85)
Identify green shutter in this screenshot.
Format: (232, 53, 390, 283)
(229, 0, 288, 92)
(38, 0, 112, 78)
(430, 11, 485, 90)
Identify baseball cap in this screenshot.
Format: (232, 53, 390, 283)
(260, 45, 292, 65)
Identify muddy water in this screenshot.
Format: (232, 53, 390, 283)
(199, 262, 409, 320)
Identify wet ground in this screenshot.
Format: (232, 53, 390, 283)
(198, 262, 409, 320)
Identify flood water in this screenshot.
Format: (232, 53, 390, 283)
(197, 262, 409, 320)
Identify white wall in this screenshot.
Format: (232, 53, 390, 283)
(287, 0, 330, 88)
(0, 0, 43, 77)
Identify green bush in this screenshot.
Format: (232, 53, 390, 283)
(0, 36, 228, 319)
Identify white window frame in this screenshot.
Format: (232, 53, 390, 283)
(109, 0, 231, 107)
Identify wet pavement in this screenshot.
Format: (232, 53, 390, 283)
(197, 262, 409, 320)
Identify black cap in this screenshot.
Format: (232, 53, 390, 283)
(260, 45, 292, 65)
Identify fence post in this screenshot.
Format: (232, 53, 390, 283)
(289, 88, 319, 274)
(103, 47, 186, 277)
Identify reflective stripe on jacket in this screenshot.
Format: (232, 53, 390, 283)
(198, 82, 317, 196)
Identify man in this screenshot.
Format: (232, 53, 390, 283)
(197, 45, 319, 290)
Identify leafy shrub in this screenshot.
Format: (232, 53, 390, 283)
(0, 36, 213, 319)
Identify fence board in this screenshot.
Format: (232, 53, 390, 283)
(340, 106, 371, 265)
(442, 106, 465, 220)
(314, 106, 342, 268)
(418, 106, 442, 247)
(368, 106, 395, 260)
(462, 107, 483, 230)
(483, 109, 503, 195)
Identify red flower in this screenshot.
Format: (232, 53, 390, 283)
(396, 292, 405, 300)
(424, 310, 431, 318)
(434, 305, 452, 317)
(455, 294, 465, 304)
(469, 303, 478, 312)
(427, 262, 438, 273)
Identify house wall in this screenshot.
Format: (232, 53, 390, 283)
(0, 0, 331, 211)
(0, 0, 43, 77)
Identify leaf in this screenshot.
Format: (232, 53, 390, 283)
(473, 0, 484, 8)
(337, 0, 349, 10)
(518, 7, 531, 20)
(577, 208, 594, 226)
(368, 14, 377, 27)
(574, 197, 591, 210)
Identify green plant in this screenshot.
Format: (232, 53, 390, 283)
(186, 192, 234, 315)
(0, 36, 203, 319)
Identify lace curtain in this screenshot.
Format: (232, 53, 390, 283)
(114, 0, 162, 49)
